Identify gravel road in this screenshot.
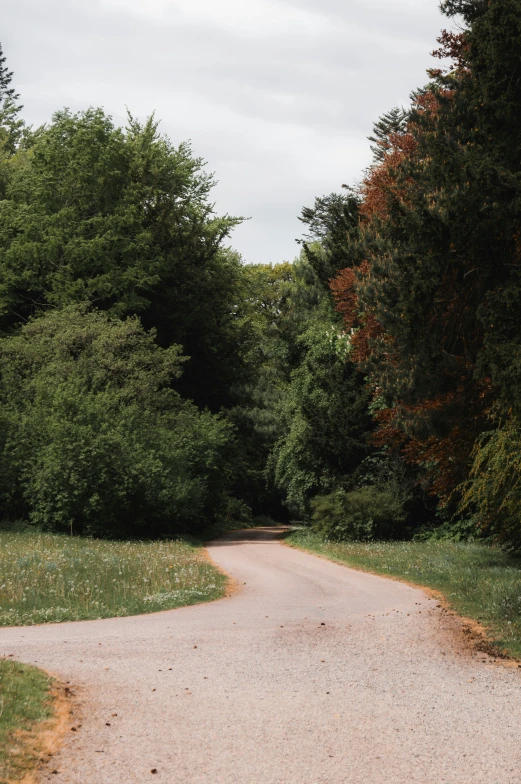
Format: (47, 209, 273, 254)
(2, 527, 521, 783)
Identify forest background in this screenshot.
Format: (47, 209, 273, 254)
(2, 0, 521, 552)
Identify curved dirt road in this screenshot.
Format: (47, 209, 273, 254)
(2, 527, 521, 783)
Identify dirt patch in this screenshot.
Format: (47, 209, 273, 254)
(435, 603, 521, 669)
(14, 676, 73, 784)
(200, 547, 240, 599)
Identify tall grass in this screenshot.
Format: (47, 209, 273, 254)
(287, 528, 521, 659)
(0, 532, 226, 626)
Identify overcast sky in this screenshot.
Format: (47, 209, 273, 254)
(3, 0, 449, 264)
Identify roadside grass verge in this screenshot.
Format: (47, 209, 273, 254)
(286, 528, 521, 660)
(0, 531, 227, 627)
(0, 659, 54, 782)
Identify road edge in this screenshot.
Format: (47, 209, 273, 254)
(282, 532, 521, 670)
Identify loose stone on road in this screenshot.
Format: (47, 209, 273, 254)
(2, 527, 521, 783)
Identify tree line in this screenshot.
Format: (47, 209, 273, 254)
(2, 0, 521, 549)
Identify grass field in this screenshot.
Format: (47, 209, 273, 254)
(0, 659, 54, 782)
(0, 530, 227, 779)
(0, 531, 227, 626)
(287, 528, 521, 659)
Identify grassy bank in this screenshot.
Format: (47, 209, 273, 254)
(0, 659, 54, 782)
(286, 528, 521, 659)
(0, 531, 227, 626)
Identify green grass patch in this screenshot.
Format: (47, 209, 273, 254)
(0, 531, 227, 626)
(0, 659, 53, 782)
(286, 528, 521, 659)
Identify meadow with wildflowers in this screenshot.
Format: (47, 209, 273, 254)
(0, 532, 227, 626)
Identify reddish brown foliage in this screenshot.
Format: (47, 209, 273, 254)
(329, 85, 488, 503)
(350, 313, 384, 366)
(413, 89, 444, 117)
(360, 132, 418, 221)
(330, 262, 384, 365)
(432, 30, 469, 70)
(330, 267, 357, 328)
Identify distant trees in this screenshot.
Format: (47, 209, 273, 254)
(235, 251, 372, 519)
(268, 298, 371, 516)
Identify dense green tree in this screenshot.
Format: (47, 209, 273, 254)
(356, 0, 521, 424)
(0, 108, 245, 410)
(460, 420, 521, 551)
(0, 307, 232, 536)
(323, 0, 521, 546)
(298, 190, 362, 285)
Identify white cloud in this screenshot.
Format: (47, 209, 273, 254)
(2, 0, 451, 264)
(101, 0, 332, 36)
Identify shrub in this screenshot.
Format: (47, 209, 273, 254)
(0, 306, 233, 537)
(311, 484, 407, 541)
(460, 418, 521, 552)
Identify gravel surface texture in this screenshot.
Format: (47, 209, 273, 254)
(1, 527, 521, 783)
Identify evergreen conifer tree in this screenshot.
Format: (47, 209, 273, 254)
(367, 107, 407, 163)
(0, 41, 24, 155)
(0, 42, 21, 105)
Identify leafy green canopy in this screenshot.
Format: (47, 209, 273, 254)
(0, 108, 246, 410)
(0, 307, 232, 537)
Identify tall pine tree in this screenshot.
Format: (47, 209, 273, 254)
(0, 42, 23, 155)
